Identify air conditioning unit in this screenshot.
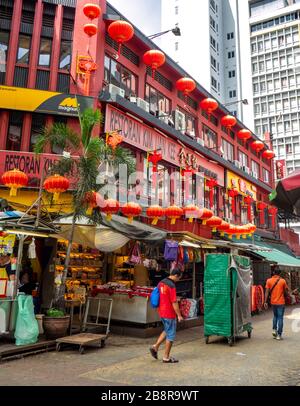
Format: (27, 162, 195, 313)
(157, 111, 169, 124)
(108, 83, 125, 99)
(197, 138, 205, 146)
(186, 129, 195, 138)
(174, 110, 186, 134)
(129, 96, 137, 103)
(136, 98, 150, 113)
(234, 160, 241, 169)
(243, 166, 251, 175)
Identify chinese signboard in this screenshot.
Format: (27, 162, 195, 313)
(226, 171, 257, 200)
(275, 160, 286, 180)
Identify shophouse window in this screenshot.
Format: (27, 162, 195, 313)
(143, 158, 170, 206)
(17, 35, 31, 64)
(38, 38, 52, 67)
(222, 139, 234, 162)
(145, 84, 171, 115)
(6, 112, 24, 151)
(178, 107, 196, 137)
(202, 125, 217, 149)
(104, 54, 137, 97)
(59, 40, 72, 70)
(29, 114, 46, 152)
(251, 160, 260, 177)
(262, 168, 270, 183)
(239, 150, 248, 168)
(0, 32, 10, 74)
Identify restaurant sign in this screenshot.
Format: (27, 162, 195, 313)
(227, 171, 257, 200)
(105, 105, 224, 186)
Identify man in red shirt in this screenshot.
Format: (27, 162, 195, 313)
(264, 268, 289, 340)
(150, 269, 183, 363)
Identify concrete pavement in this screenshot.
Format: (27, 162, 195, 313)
(0, 307, 300, 386)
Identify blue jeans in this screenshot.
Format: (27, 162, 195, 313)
(272, 305, 285, 336)
(161, 318, 177, 342)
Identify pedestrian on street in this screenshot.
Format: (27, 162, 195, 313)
(264, 268, 289, 340)
(149, 268, 183, 363)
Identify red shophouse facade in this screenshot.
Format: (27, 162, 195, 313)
(0, 0, 277, 238)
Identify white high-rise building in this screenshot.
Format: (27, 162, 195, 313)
(160, 0, 254, 128)
(248, 0, 300, 175)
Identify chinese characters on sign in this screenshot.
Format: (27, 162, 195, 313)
(276, 160, 286, 180)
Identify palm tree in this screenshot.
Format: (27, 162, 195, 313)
(35, 108, 135, 308)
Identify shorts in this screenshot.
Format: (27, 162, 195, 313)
(161, 318, 177, 342)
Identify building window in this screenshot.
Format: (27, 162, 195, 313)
(222, 139, 234, 162)
(202, 125, 217, 150)
(38, 38, 52, 67)
(29, 114, 46, 152)
(211, 76, 217, 89)
(227, 32, 234, 40)
(251, 160, 260, 177)
(17, 35, 31, 64)
(211, 56, 217, 69)
(262, 168, 270, 183)
(145, 84, 171, 115)
(229, 90, 236, 98)
(228, 51, 235, 59)
(6, 112, 24, 151)
(175, 6, 178, 15)
(178, 107, 196, 137)
(104, 54, 138, 97)
(210, 35, 216, 49)
(175, 42, 179, 51)
(229, 70, 235, 78)
(239, 150, 248, 168)
(0, 31, 10, 76)
(210, 16, 216, 30)
(59, 40, 72, 70)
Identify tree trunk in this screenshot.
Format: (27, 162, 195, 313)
(54, 215, 76, 310)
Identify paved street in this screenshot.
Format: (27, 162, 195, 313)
(0, 307, 300, 386)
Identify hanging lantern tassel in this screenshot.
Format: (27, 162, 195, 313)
(147, 150, 162, 190)
(206, 178, 218, 208)
(244, 195, 253, 222)
(257, 202, 267, 225)
(146, 205, 165, 225)
(268, 207, 278, 229)
(228, 189, 239, 216)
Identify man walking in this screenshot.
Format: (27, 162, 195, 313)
(150, 269, 183, 363)
(264, 268, 289, 340)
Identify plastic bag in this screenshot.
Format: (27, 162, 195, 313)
(28, 238, 36, 259)
(14, 295, 39, 346)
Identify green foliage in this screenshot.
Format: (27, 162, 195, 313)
(34, 123, 79, 155)
(46, 308, 65, 317)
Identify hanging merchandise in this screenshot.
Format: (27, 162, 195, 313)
(194, 249, 201, 263)
(121, 202, 142, 223)
(188, 249, 194, 262)
(1, 169, 28, 196)
(28, 238, 36, 259)
(107, 20, 134, 57)
(143, 50, 166, 78)
(129, 242, 142, 265)
(165, 205, 183, 225)
(206, 178, 218, 208)
(268, 206, 278, 229)
(164, 240, 179, 261)
(257, 201, 267, 225)
(228, 189, 239, 216)
(183, 248, 189, 264)
(178, 246, 184, 262)
(243, 195, 253, 222)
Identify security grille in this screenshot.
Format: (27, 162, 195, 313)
(13, 67, 28, 87)
(105, 33, 140, 66)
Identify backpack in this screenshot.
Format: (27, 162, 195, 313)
(150, 286, 160, 308)
(164, 240, 178, 261)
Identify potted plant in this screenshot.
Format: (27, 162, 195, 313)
(43, 308, 70, 339)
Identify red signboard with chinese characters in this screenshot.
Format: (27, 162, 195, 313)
(105, 105, 224, 186)
(276, 160, 286, 180)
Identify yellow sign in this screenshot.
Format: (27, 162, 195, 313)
(227, 171, 257, 200)
(0, 86, 93, 116)
(0, 234, 16, 254)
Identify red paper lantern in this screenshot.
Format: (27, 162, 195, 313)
(243, 195, 253, 222)
(108, 20, 134, 56)
(205, 216, 222, 232)
(268, 206, 278, 229)
(176, 78, 196, 102)
(251, 140, 264, 153)
(262, 150, 276, 160)
(228, 189, 239, 216)
(83, 3, 101, 20)
(217, 221, 230, 236)
(147, 150, 162, 173)
(198, 208, 213, 225)
(83, 23, 98, 37)
(221, 115, 237, 131)
(143, 50, 166, 78)
(237, 129, 252, 142)
(1, 169, 28, 197)
(200, 98, 218, 117)
(43, 174, 70, 202)
(165, 205, 183, 225)
(146, 205, 165, 225)
(226, 225, 238, 239)
(184, 204, 200, 223)
(246, 223, 257, 236)
(206, 178, 218, 208)
(100, 198, 119, 221)
(257, 201, 268, 225)
(121, 202, 142, 223)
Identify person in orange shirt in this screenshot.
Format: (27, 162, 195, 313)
(264, 269, 289, 340)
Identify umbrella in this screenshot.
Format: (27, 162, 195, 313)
(269, 169, 300, 216)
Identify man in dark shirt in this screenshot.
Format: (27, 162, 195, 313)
(149, 269, 183, 363)
(149, 259, 168, 287)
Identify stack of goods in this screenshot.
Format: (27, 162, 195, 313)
(179, 298, 198, 319)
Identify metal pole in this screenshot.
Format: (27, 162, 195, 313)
(13, 235, 25, 299)
(192, 262, 196, 299)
